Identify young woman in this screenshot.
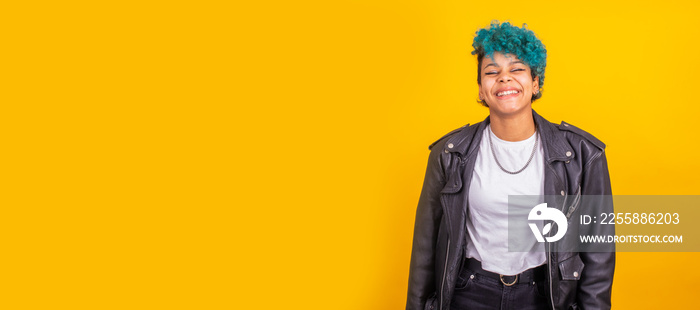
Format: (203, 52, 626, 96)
(406, 21, 614, 310)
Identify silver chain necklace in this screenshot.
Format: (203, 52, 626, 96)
(487, 125, 539, 175)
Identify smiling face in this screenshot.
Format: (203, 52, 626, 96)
(478, 52, 540, 117)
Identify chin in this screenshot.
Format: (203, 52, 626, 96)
(489, 102, 531, 115)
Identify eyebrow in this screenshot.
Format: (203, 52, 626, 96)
(483, 60, 526, 69)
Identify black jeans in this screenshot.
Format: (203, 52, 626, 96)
(450, 260, 549, 310)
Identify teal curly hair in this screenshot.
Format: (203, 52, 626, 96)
(472, 21, 547, 105)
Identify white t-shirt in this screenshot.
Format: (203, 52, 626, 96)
(465, 124, 546, 275)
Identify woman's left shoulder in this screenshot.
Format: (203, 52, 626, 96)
(555, 121, 606, 151)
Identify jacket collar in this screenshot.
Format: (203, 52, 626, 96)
(445, 109, 574, 163)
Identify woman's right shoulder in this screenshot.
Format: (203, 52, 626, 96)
(428, 123, 471, 151)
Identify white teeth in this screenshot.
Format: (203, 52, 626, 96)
(497, 90, 519, 96)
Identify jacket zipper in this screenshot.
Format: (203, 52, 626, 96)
(547, 242, 555, 309)
(544, 162, 565, 310)
(548, 190, 568, 310)
(439, 238, 449, 310)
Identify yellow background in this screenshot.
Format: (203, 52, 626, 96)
(3, 0, 699, 309)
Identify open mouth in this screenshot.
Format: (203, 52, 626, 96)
(497, 90, 520, 97)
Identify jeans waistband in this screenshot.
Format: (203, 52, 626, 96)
(465, 258, 546, 285)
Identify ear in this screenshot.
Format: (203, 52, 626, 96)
(533, 76, 540, 93)
(478, 83, 484, 100)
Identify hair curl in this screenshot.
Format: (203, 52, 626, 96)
(472, 21, 547, 106)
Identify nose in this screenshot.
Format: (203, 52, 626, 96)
(498, 71, 512, 83)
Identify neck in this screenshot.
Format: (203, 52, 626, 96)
(488, 109, 536, 142)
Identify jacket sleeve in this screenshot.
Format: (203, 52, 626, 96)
(406, 144, 446, 310)
(577, 151, 615, 310)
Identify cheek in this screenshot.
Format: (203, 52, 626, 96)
(479, 81, 492, 94)
(520, 78, 534, 89)
(480, 87, 489, 97)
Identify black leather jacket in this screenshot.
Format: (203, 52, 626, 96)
(406, 109, 614, 310)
